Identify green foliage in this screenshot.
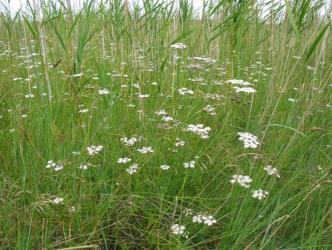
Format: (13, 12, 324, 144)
(0, 0, 331, 249)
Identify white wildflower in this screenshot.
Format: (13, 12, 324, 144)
(25, 93, 34, 98)
(79, 163, 91, 170)
(87, 145, 103, 156)
(46, 160, 63, 171)
(192, 214, 217, 226)
(170, 43, 187, 50)
(51, 196, 64, 204)
(137, 94, 150, 99)
(161, 116, 173, 122)
(120, 136, 139, 146)
(227, 79, 252, 86)
(237, 132, 260, 148)
(233, 86, 256, 93)
(155, 109, 168, 116)
(264, 165, 280, 178)
(186, 124, 211, 139)
(178, 88, 194, 96)
(126, 164, 139, 174)
(252, 189, 269, 200)
(79, 108, 89, 113)
(170, 224, 186, 235)
(160, 164, 170, 170)
(183, 160, 195, 169)
(203, 105, 217, 116)
(137, 146, 154, 154)
(175, 138, 185, 147)
(98, 88, 110, 95)
(117, 157, 132, 164)
(230, 174, 252, 188)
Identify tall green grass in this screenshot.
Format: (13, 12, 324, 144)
(0, 0, 331, 249)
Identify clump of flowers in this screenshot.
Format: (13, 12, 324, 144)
(98, 88, 110, 95)
(120, 136, 139, 146)
(46, 160, 63, 171)
(183, 160, 195, 169)
(237, 132, 260, 148)
(170, 43, 187, 50)
(126, 164, 139, 175)
(233, 86, 256, 93)
(264, 165, 280, 178)
(175, 138, 185, 147)
(230, 174, 252, 188)
(25, 93, 34, 98)
(170, 224, 187, 237)
(192, 213, 217, 226)
(155, 109, 168, 116)
(203, 105, 217, 116)
(252, 189, 269, 200)
(51, 196, 64, 205)
(160, 164, 170, 170)
(79, 163, 91, 170)
(117, 157, 132, 164)
(227, 79, 252, 86)
(178, 88, 194, 96)
(137, 146, 154, 154)
(137, 93, 150, 99)
(87, 145, 103, 156)
(186, 124, 211, 139)
(183, 208, 193, 216)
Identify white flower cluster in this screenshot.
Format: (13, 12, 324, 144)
(137, 93, 150, 99)
(186, 124, 211, 139)
(205, 93, 224, 100)
(170, 224, 187, 236)
(126, 164, 139, 174)
(98, 88, 110, 95)
(264, 165, 280, 178)
(183, 208, 193, 216)
(233, 86, 256, 93)
(117, 157, 132, 164)
(87, 145, 103, 156)
(46, 160, 63, 171)
(161, 116, 173, 122)
(137, 146, 154, 154)
(252, 189, 269, 200)
(192, 56, 216, 64)
(79, 163, 91, 170)
(170, 43, 187, 50)
(230, 174, 252, 188)
(203, 105, 217, 116)
(175, 138, 185, 147)
(227, 79, 252, 86)
(237, 132, 260, 148)
(120, 136, 139, 146)
(183, 160, 195, 169)
(51, 196, 64, 204)
(160, 164, 170, 170)
(178, 88, 194, 96)
(155, 109, 167, 116)
(25, 93, 34, 98)
(79, 108, 89, 113)
(192, 214, 217, 226)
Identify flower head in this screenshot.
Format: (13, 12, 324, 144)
(87, 145, 103, 156)
(252, 189, 269, 200)
(238, 132, 260, 148)
(170, 43, 187, 50)
(230, 174, 252, 188)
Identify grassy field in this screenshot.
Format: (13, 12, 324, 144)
(0, 0, 331, 249)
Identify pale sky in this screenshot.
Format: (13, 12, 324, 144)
(1, 0, 330, 16)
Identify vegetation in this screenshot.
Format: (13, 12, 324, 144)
(0, 0, 331, 249)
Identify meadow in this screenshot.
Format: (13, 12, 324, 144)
(0, 0, 331, 249)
